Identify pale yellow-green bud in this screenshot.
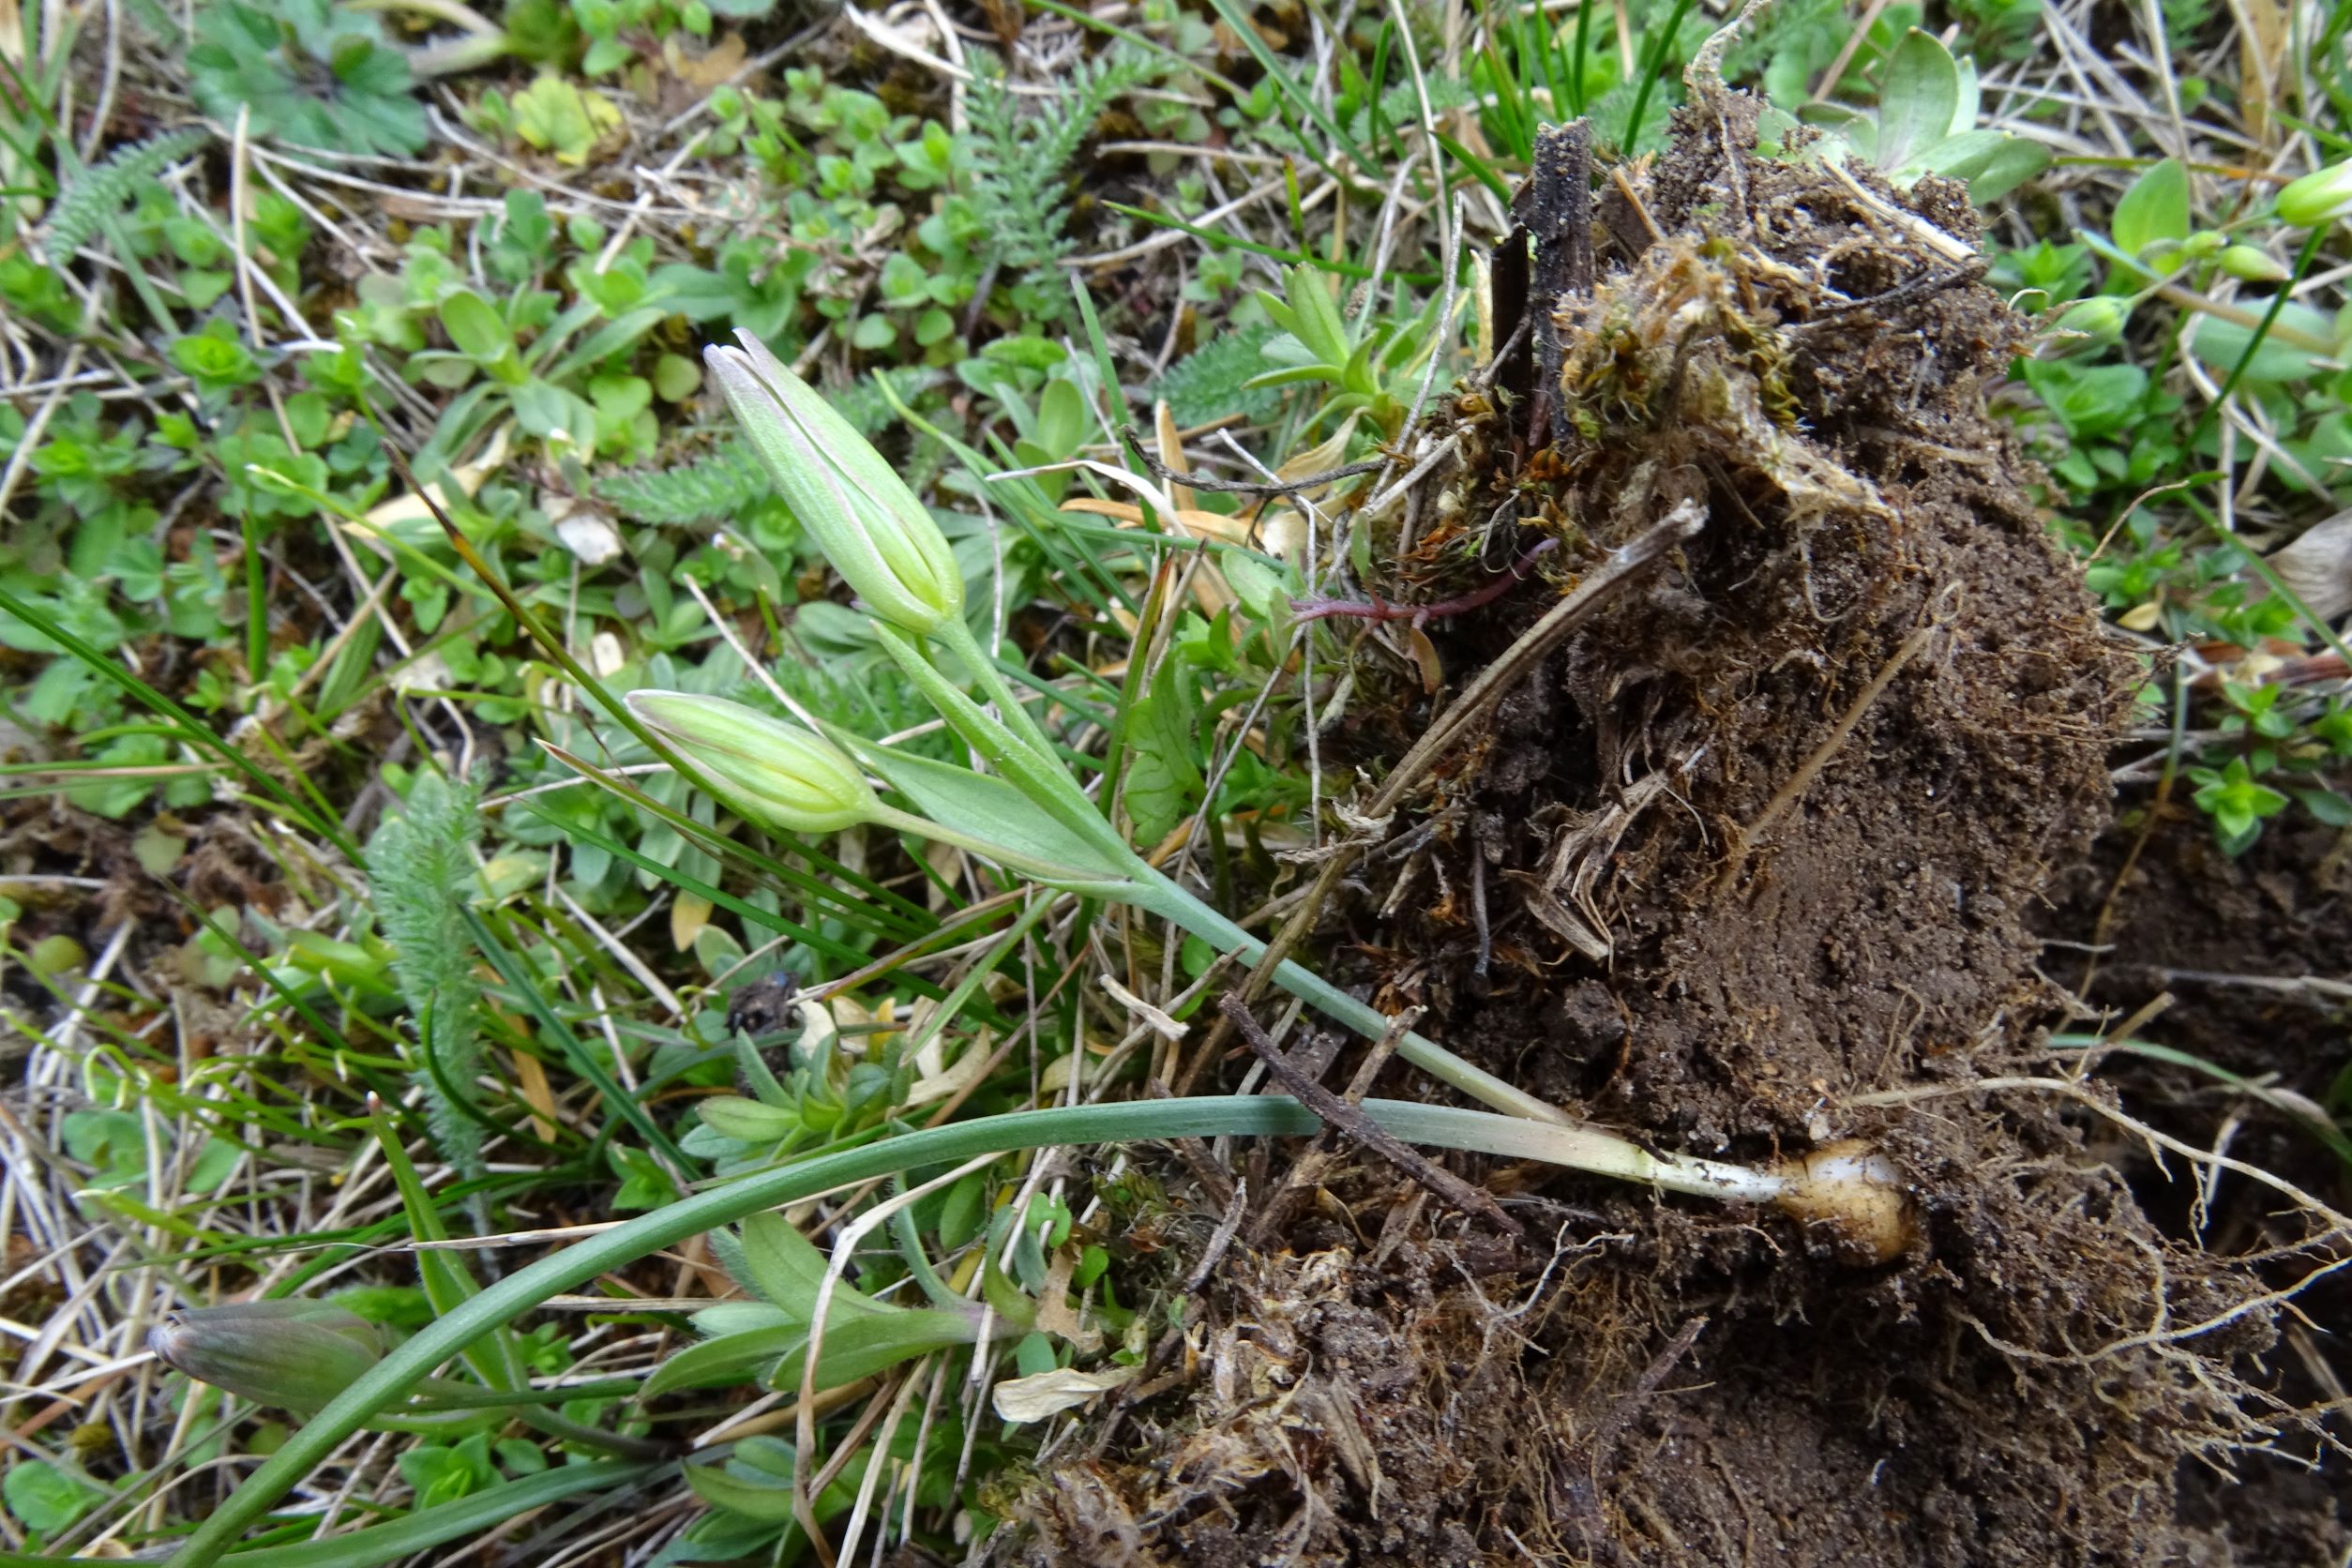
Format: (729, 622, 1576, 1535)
(704, 333, 963, 635)
(627, 691, 880, 835)
(149, 1300, 384, 1411)
(2045, 294, 2127, 356)
(2278, 158, 2352, 229)
(2216, 244, 2290, 282)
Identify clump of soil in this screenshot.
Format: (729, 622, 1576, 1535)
(1003, 99, 2335, 1566)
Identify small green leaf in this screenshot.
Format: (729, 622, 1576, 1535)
(938, 1171, 988, 1251)
(2111, 158, 2191, 263)
(1123, 658, 1207, 847)
(686, 1457, 803, 1523)
(188, 1136, 241, 1193)
(4, 1458, 99, 1535)
(645, 1323, 801, 1395)
(513, 74, 620, 164)
(2295, 787, 2352, 826)
(1915, 129, 2050, 203)
(2189, 302, 2338, 383)
(764, 1307, 983, 1393)
(1220, 551, 1297, 625)
(733, 1212, 896, 1320)
(63, 1108, 146, 1189)
(645, 1308, 979, 1398)
(654, 352, 701, 401)
(1876, 30, 1962, 175)
(1036, 378, 1088, 460)
(438, 291, 514, 369)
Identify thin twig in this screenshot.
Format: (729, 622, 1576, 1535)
(1714, 618, 1939, 897)
(1219, 995, 1522, 1237)
(1122, 432, 1389, 496)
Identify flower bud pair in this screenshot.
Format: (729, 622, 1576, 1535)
(704, 332, 963, 637)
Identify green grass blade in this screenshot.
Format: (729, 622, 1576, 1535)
(1201, 0, 1367, 173)
(463, 908, 689, 1168)
(221, 1459, 655, 1568)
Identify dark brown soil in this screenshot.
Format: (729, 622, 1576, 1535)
(1001, 100, 2341, 1567)
(2043, 808, 2352, 1566)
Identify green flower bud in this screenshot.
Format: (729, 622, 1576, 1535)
(2216, 244, 2290, 282)
(149, 1301, 384, 1411)
(2045, 294, 2127, 356)
(2278, 159, 2352, 229)
(704, 332, 963, 635)
(2182, 228, 2226, 260)
(627, 691, 880, 834)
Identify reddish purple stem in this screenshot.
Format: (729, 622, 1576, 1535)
(1289, 538, 1560, 627)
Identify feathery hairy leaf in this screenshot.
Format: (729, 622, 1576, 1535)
(1157, 324, 1286, 427)
(47, 129, 209, 260)
(366, 774, 489, 1181)
(965, 48, 1156, 317)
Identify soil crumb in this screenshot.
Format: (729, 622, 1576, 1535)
(1001, 98, 2339, 1568)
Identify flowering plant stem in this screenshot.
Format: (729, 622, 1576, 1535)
(928, 615, 1066, 767)
(863, 621, 1583, 1125)
(164, 1093, 1785, 1567)
(1124, 874, 1577, 1125)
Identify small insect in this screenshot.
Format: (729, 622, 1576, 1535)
(725, 972, 800, 1040)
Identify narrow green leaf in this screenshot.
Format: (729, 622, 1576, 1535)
(736, 1211, 898, 1322)
(464, 909, 687, 1168)
(845, 741, 1134, 887)
(764, 1307, 982, 1394)
(217, 1461, 651, 1568)
(683, 1457, 804, 1524)
(695, 1096, 800, 1143)
(437, 292, 514, 367)
(645, 1307, 980, 1398)
(866, 624, 1136, 869)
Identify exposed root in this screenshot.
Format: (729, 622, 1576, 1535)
(1713, 618, 1942, 897)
